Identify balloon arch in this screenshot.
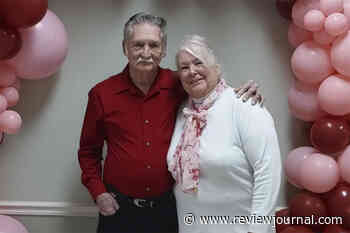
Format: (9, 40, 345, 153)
(276, 0, 350, 232)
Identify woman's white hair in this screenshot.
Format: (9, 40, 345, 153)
(176, 35, 220, 72)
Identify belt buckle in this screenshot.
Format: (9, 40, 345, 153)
(133, 198, 155, 208)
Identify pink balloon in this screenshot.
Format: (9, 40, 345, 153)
(0, 110, 22, 134)
(0, 215, 28, 233)
(288, 23, 313, 48)
(0, 63, 16, 87)
(331, 31, 350, 76)
(0, 87, 19, 107)
(325, 13, 349, 36)
(6, 10, 68, 80)
(285, 146, 319, 188)
(292, 0, 321, 28)
(345, 0, 350, 22)
(300, 153, 340, 193)
(291, 41, 334, 84)
(338, 145, 350, 184)
(0, 95, 7, 113)
(288, 79, 328, 121)
(304, 10, 326, 31)
(313, 29, 336, 45)
(318, 74, 350, 115)
(320, 0, 344, 15)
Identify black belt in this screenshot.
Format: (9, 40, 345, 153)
(106, 184, 174, 208)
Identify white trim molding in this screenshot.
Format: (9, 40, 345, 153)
(0, 201, 98, 217)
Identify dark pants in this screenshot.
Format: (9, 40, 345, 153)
(97, 187, 178, 233)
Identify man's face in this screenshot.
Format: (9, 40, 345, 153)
(124, 23, 164, 73)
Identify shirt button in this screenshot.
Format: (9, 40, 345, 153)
(147, 165, 151, 169)
(146, 141, 151, 147)
(145, 120, 149, 124)
(146, 187, 151, 191)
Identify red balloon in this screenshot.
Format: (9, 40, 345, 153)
(327, 185, 350, 229)
(0, 27, 21, 60)
(310, 117, 350, 154)
(324, 225, 350, 233)
(0, 0, 48, 28)
(276, 208, 291, 233)
(289, 191, 328, 231)
(281, 225, 314, 233)
(276, 0, 296, 20)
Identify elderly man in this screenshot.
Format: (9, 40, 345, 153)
(78, 12, 262, 233)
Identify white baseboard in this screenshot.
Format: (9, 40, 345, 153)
(0, 201, 98, 217)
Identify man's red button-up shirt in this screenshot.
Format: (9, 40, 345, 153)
(78, 65, 186, 200)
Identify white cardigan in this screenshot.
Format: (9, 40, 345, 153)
(167, 87, 282, 233)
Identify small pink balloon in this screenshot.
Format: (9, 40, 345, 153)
(318, 74, 350, 115)
(338, 145, 350, 183)
(313, 29, 336, 45)
(288, 23, 313, 48)
(320, 0, 344, 15)
(325, 13, 349, 36)
(331, 31, 350, 76)
(300, 153, 339, 193)
(0, 63, 16, 87)
(288, 79, 328, 121)
(0, 110, 22, 134)
(0, 95, 7, 113)
(6, 10, 68, 80)
(291, 41, 334, 84)
(10, 78, 21, 90)
(0, 215, 29, 233)
(0, 87, 19, 107)
(285, 146, 319, 188)
(304, 9, 326, 31)
(292, 0, 321, 28)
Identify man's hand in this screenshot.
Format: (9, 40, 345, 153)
(96, 192, 120, 216)
(234, 80, 264, 107)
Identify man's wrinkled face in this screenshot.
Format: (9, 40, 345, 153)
(124, 23, 164, 73)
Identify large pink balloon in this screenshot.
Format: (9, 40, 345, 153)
(0, 215, 28, 233)
(331, 31, 350, 76)
(339, 146, 350, 184)
(320, 0, 344, 15)
(288, 23, 313, 48)
(313, 29, 336, 45)
(0, 95, 8, 113)
(300, 153, 340, 193)
(0, 110, 22, 134)
(0, 87, 19, 107)
(6, 10, 68, 80)
(291, 41, 334, 84)
(318, 74, 350, 115)
(288, 79, 327, 121)
(285, 146, 319, 188)
(325, 13, 349, 36)
(0, 63, 16, 87)
(304, 9, 326, 31)
(292, 0, 321, 28)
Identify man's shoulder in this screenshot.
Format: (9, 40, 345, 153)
(90, 72, 125, 95)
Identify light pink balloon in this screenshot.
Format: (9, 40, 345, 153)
(0, 95, 7, 113)
(0, 110, 22, 134)
(0, 63, 16, 87)
(0, 215, 29, 233)
(291, 41, 334, 84)
(6, 10, 68, 80)
(331, 31, 350, 76)
(288, 23, 313, 48)
(300, 153, 339, 193)
(325, 13, 349, 36)
(338, 145, 350, 183)
(344, 0, 350, 22)
(292, 0, 321, 28)
(318, 74, 350, 115)
(320, 0, 344, 15)
(304, 10, 326, 31)
(0, 87, 19, 107)
(285, 146, 319, 188)
(313, 29, 336, 45)
(288, 79, 327, 121)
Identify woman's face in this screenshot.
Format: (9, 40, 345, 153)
(177, 51, 219, 99)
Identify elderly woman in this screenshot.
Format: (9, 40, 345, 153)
(167, 35, 282, 233)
